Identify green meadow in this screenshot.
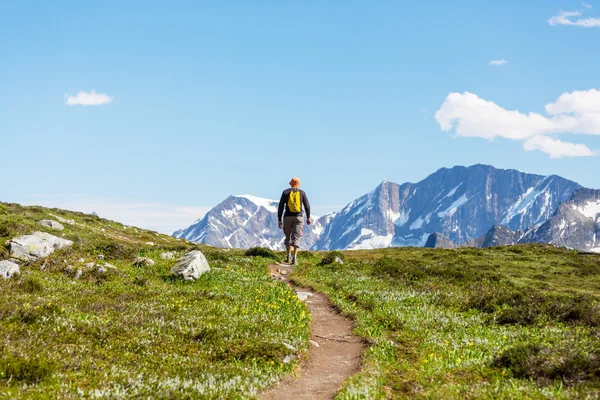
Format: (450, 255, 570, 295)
(2, 202, 600, 399)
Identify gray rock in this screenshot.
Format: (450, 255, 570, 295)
(85, 262, 95, 268)
(0, 260, 20, 278)
(334, 256, 344, 264)
(97, 254, 105, 260)
(103, 262, 117, 270)
(96, 266, 107, 274)
(8, 232, 73, 261)
(424, 232, 456, 249)
(170, 250, 210, 281)
(133, 257, 156, 267)
(37, 220, 64, 231)
(75, 269, 83, 279)
(160, 251, 176, 260)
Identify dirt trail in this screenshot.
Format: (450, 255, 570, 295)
(261, 264, 363, 400)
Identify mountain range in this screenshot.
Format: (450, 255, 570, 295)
(173, 165, 600, 253)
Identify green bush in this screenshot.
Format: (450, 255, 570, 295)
(0, 354, 54, 384)
(244, 247, 277, 259)
(493, 343, 600, 385)
(319, 251, 346, 266)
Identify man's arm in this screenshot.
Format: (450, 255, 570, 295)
(303, 191, 311, 223)
(278, 191, 286, 222)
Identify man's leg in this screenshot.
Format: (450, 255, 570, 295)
(283, 218, 294, 263)
(286, 244, 292, 263)
(290, 217, 304, 265)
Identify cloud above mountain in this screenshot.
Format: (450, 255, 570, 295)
(435, 90, 600, 158)
(65, 90, 113, 106)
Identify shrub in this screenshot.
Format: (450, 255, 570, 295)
(492, 343, 600, 385)
(244, 247, 277, 259)
(0, 354, 54, 384)
(319, 251, 346, 266)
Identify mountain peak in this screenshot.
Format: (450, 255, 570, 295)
(235, 195, 278, 213)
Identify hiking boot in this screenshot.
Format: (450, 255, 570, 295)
(285, 254, 292, 264)
(291, 256, 297, 265)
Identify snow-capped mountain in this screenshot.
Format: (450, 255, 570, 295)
(314, 164, 581, 250)
(173, 195, 331, 250)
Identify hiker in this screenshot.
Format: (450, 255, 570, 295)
(278, 177, 311, 265)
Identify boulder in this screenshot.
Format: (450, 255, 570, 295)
(170, 250, 210, 281)
(8, 232, 73, 261)
(334, 256, 344, 264)
(0, 260, 20, 278)
(133, 257, 156, 267)
(37, 220, 64, 231)
(160, 251, 176, 260)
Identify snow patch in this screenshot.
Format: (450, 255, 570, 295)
(574, 200, 600, 220)
(395, 208, 410, 227)
(443, 184, 462, 200)
(347, 229, 393, 250)
(410, 217, 424, 230)
(437, 194, 469, 218)
(236, 195, 278, 213)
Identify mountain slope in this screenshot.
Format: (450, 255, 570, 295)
(520, 189, 600, 252)
(314, 165, 581, 250)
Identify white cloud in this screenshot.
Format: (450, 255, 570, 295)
(489, 59, 508, 66)
(582, 2, 593, 9)
(523, 136, 595, 158)
(548, 10, 600, 27)
(22, 195, 209, 234)
(435, 90, 600, 158)
(65, 90, 113, 106)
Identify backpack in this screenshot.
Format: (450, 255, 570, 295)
(287, 189, 302, 213)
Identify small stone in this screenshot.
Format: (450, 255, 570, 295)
(85, 262, 95, 268)
(97, 254, 105, 260)
(37, 219, 65, 231)
(159, 252, 176, 260)
(310, 340, 320, 348)
(280, 270, 288, 275)
(282, 342, 296, 351)
(103, 263, 117, 269)
(283, 355, 297, 364)
(134, 257, 156, 267)
(96, 266, 107, 274)
(145, 242, 155, 246)
(296, 292, 313, 301)
(75, 269, 83, 279)
(0, 260, 20, 279)
(78, 258, 85, 263)
(334, 256, 344, 264)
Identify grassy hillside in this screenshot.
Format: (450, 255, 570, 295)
(295, 246, 600, 399)
(0, 203, 310, 398)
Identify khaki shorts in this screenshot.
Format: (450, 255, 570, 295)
(283, 216, 304, 248)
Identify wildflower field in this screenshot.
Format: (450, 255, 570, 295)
(295, 247, 600, 399)
(0, 203, 309, 398)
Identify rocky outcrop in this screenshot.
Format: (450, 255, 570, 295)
(424, 233, 456, 248)
(8, 232, 73, 261)
(37, 220, 64, 231)
(0, 260, 20, 278)
(170, 250, 210, 280)
(468, 225, 522, 248)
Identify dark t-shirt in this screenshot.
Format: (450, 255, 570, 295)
(278, 189, 311, 221)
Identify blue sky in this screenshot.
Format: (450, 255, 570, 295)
(2, 0, 600, 233)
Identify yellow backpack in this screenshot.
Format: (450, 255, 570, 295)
(288, 189, 302, 213)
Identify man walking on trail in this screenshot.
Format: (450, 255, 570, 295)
(278, 177, 311, 265)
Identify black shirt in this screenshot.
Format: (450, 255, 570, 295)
(278, 189, 311, 221)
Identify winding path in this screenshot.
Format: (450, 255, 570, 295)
(261, 264, 363, 400)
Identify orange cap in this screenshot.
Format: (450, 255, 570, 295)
(289, 177, 300, 188)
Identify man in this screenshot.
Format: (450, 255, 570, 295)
(278, 177, 311, 265)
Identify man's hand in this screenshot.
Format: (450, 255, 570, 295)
(307, 218, 311, 225)
(278, 220, 283, 229)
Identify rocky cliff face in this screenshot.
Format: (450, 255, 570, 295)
(520, 189, 600, 252)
